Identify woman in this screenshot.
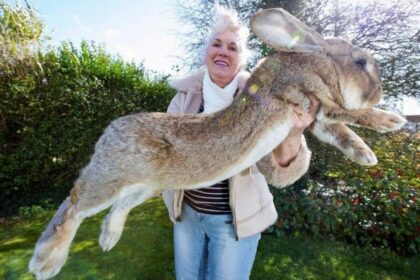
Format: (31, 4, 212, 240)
(163, 7, 319, 280)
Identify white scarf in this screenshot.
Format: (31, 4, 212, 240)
(202, 69, 239, 113)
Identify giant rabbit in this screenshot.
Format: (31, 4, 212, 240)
(29, 8, 406, 280)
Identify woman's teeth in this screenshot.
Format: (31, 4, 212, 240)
(215, 61, 228, 66)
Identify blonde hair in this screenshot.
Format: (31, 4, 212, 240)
(205, 6, 250, 68)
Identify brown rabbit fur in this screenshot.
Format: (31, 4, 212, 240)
(29, 8, 406, 280)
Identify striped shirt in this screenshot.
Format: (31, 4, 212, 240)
(183, 101, 231, 214)
(184, 179, 231, 214)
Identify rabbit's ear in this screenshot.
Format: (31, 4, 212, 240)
(250, 8, 327, 53)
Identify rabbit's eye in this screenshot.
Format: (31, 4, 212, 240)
(355, 58, 367, 69)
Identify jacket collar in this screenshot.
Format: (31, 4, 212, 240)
(169, 67, 250, 95)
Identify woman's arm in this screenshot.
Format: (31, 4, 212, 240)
(257, 95, 320, 187)
(274, 94, 319, 166)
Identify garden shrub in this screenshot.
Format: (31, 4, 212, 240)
(271, 130, 419, 255)
(0, 41, 175, 217)
(18, 198, 54, 221)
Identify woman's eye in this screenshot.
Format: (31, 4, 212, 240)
(229, 46, 238, 51)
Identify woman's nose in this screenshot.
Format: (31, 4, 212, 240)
(217, 46, 228, 57)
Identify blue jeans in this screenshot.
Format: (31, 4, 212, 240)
(174, 203, 260, 280)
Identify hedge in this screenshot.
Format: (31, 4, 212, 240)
(269, 130, 419, 255)
(0, 41, 175, 216)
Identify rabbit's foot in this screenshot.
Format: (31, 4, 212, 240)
(99, 212, 125, 252)
(345, 145, 377, 166)
(99, 230, 123, 252)
(29, 239, 70, 280)
(374, 111, 406, 133)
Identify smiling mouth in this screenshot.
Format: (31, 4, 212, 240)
(215, 60, 229, 66)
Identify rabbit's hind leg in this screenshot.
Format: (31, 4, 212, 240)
(29, 197, 81, 280)
(29, 179, 120, 280)
(99, 185, 155, 252)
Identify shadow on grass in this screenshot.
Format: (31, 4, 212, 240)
(1, 197, 419, 280)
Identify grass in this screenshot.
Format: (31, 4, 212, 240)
(0, 197, 418, 280)
(254, 235, 419, 279)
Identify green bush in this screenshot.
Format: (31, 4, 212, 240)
(0, 41, 175, 217)
(18, 198, 54, 221)
(271, 130, 419, 255)
(308, 129, 419, 188)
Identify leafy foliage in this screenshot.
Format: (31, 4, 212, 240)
(0, 41, 175, 216)
(0, 0, 44, 77)
(270, 130, 420, 256)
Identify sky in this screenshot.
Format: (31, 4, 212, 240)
(9, 0, 187, 74)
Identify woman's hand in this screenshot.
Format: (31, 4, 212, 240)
(274, 94, 320, 167)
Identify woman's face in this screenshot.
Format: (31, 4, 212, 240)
(205, 30, 241, 88)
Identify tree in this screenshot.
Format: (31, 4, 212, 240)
(298, 0, 419, 99)
(174, 0, 419, 99)
(0, 0, 45, 160)
(0, 0, 44, 77)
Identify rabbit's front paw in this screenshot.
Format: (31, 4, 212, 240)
(376, 111, 406, 133)
(346, 145, 377, 166)
(355, 147, 377, 166)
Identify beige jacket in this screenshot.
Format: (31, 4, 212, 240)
(162, 69, 311, 239)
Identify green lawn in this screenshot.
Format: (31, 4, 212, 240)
(1, 198, 418, 279)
